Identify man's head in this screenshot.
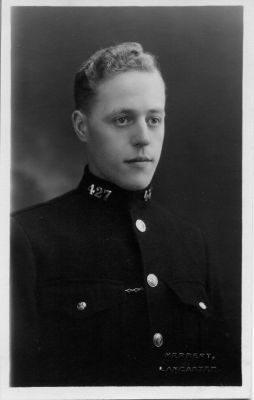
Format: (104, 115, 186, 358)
(72, 42, 166, 191)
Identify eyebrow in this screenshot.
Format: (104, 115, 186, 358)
(110, 108, 165, 115)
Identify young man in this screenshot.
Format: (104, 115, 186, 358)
(11, 42, 239, 386)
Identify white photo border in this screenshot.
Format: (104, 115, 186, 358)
(1, 0, 253, 399)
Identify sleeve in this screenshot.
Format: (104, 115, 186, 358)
(10, 216, 40, 386)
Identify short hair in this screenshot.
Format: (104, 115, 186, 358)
(74, 42, 163, 113)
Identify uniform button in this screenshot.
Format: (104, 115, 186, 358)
(198, 301, 207, 310)
(147, 273, 158, 287)
(77, 301, 87, 311)
(153, 333, 163, 347)
(135, 219, 146, 232)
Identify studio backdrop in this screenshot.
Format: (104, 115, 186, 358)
(11, 5, 242, 374)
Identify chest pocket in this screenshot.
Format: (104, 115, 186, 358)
(164, 280, 212, 351)
(38, 279, 125, 358)
(37, 279, 125, 374)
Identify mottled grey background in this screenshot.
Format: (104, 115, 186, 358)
(11, 6, 242, 358)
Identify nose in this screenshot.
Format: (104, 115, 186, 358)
(131, 119, 150, 147)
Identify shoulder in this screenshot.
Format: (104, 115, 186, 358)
(11, 189, 79, 225)
(10, 189, 88, 244)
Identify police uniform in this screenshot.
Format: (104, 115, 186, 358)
(10, 167, 240, 386)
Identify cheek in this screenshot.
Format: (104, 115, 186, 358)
(96, 135, 126, 157)
(159, 128, 165, 145)
(89, 135, 122, 165)
(153, 131, 164, 151)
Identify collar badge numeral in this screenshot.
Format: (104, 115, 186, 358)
(144, 188, 152, 202)
(88, 184, 112, 201)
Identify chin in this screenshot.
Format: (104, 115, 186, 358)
(117, 174, 153, 191)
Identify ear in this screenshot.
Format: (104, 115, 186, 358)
(72, 110, 89, 143)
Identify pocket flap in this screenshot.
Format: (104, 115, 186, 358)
(168, 281, 211, 316)
(38, 279, 124, 318)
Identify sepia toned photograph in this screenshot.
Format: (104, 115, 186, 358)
(1, 1, 252, 399)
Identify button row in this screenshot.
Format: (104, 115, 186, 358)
(135, 217, 207, 351)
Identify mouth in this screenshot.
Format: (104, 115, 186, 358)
(125, 156, 153, 164)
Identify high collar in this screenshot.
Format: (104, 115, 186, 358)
(77, 166, 153, 206)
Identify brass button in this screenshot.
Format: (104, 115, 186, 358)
(198, 301, 207, 310)
(77, 301, 87, 311)
(135, 219, 146, 232)
(147, 273, 158, 287)
(153, 333, 163, 347)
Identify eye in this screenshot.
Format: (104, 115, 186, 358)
(113, 116, 131, 127)
(147, 116, 162, 127)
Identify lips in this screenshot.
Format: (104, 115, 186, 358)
(125, 156, 153, 163)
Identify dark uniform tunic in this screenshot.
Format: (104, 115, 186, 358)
(10, 167, 240, 386)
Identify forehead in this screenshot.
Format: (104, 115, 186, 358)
(93, 70, 166, 113)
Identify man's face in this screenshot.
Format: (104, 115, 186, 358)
(84, 70, 166, 190)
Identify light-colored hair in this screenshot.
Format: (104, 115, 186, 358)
(74, 42, 163, 113)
